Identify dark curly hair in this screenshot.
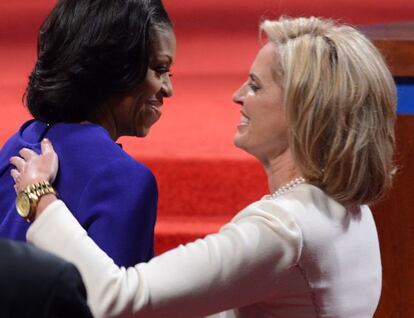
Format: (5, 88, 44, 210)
(25, 0, 172, 123)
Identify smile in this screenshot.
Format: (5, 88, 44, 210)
(146, 99, 163, 112)
(239, 113, 250, 126)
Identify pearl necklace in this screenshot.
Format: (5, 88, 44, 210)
(269, 177, 306, 199)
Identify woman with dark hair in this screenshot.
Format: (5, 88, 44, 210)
(0, 0, 176, 267)
(11, 17, 395, 318)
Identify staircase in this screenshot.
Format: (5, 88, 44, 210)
(1, 0, 413, 255)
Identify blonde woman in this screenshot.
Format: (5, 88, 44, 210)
(11, 17, 395, 318)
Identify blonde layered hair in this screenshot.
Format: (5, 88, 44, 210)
(261, 17, 396, 206)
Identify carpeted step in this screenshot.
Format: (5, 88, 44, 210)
(165, 0, 414, 38)
(143, 158, 268, 218)
(141, 158, 268, 254)
(1, 0, 413, 257)
(154, 215, 230, 254)
(1, 0, 413, 45)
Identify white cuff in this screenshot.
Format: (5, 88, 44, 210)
(27, 200, 86, 256)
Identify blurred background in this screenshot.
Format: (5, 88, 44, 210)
(0, 1, 413, 316)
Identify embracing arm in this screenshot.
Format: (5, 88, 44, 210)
(27, 199, 302, 318)
(12, 139, 303, 318)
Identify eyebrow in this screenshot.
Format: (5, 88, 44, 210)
(151, 55, 174, 66)
(158, 55, 173, 64)
(249, 73, 262, 85)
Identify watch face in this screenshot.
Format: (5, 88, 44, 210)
(16, 192, 31, 218)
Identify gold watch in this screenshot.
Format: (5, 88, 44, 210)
(16, 181, 57, 222)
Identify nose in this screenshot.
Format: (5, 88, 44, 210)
(161, 74, 173, 98)
(232, 84, 245, 106)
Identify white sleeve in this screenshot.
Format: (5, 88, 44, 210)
(27, 199, 303, 318)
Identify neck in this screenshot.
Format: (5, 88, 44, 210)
(90, 106, 119, 141)
(262, 148, 302, 194)
(97, 115, 118, 141)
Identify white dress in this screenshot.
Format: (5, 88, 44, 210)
(27, 184, 381, 318)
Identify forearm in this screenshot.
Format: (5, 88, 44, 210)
(36, 194, 58, 219)
(27, 200, 149, 318)
(27, 200, 302, 318)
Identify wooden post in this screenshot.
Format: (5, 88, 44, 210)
(359, 21, 414, 318)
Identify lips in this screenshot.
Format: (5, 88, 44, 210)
(146, 99, 163, 116)
(239, 111, 250, 126)
(147, 99, 162, 108)
(240, 115, 249, 125)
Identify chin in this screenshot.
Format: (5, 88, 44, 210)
(233, 134, 250, 153)
(233, 134, 270, 163)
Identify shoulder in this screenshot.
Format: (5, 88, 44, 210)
(49, 123, 155, 180)
(0, 120, 33, 163)
(0, 238, 80, 283)
(275, 183, 349, 228)
(77, 157, 157, 215)
(233, 197, 300, 228)
(260, 184, 376, 253)
(82, 157, 158, 205)
(230, 183, 346, 245)
(50, 123, 126, 159)
(0, 239, 92, 317)
(230, 196, 304, 251)
(250, 183, 348, 224)
(87, 157, 156, 188)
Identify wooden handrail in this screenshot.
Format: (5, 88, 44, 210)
(359, 21, 414, 76)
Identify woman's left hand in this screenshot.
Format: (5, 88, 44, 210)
(10, 138, 59, 193)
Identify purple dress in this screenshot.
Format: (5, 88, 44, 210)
(0, 120, 158, 266)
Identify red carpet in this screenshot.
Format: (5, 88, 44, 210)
(1, 0, 413, 254)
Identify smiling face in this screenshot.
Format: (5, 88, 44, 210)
(233, 42, 288, 163)
(109, 27, 176, 139)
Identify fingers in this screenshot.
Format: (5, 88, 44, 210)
(10, 156, 26, 172)
(11, 147, 39, 170)
(10, 168, 20, 182)
(41, 138, 55, 154)
(10, 169, 21, 194)
(9, 140, 59, 187)
(19, 148, 37, 161)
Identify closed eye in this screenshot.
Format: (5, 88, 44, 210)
(248, 82, 260, 92)
(248, 73, 261, 92)
(154, 66, 171, 76)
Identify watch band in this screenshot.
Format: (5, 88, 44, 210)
(17, 181, 57, 222)
(26, 180, 57, 199)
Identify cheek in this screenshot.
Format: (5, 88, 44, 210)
(143, 73, 162, 96)
(250, 104, 287, 141)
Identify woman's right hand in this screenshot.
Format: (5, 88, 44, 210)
(10, 138, 59, 194)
